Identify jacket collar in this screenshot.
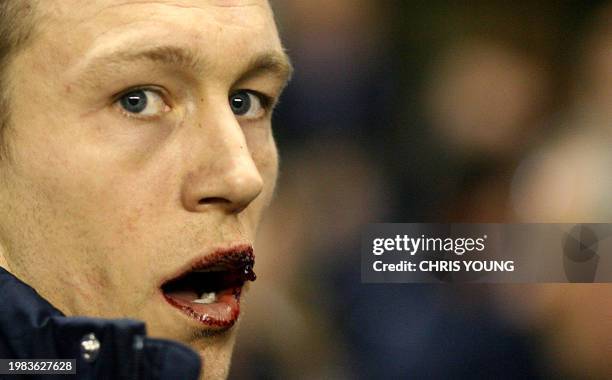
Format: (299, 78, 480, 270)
(0, 267, 202, 379)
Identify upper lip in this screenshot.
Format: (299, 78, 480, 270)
(159, 243, 256, 289)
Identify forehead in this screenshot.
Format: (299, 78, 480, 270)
(40, 0, 274, 26)
(32, 0, 281, 69)
(43, 0, 272, 19)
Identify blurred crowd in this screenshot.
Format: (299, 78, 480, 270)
(230, 1, 612, 379)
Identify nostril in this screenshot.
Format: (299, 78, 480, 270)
(197, 197, 247, 213)
(198, 197, 230, 205)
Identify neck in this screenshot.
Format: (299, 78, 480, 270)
(0, 246, 11, 272)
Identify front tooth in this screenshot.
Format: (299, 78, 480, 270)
(193, 292, 216, 304)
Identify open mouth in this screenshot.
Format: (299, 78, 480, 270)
(161, 246, 256, 330)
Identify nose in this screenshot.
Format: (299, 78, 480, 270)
(181, 107, 264, 214)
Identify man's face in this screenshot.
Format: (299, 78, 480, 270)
(0, 0, 289, 378)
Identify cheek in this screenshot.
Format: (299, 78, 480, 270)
(263, 140, 279, 179)
(243, 130, 278, 228)
(245, 124, 278, 188)
(255, 133, 279, 201)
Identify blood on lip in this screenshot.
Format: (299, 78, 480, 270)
(164, 287, 243, 328)
(161, 246, 256, 328)
(190, 247, 256, 281)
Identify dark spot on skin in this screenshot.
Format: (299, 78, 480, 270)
(65, 85, 72, 93)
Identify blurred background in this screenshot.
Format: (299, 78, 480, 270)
(230, 1, 612, 379)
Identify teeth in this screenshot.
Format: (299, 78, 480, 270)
(193, 292, 216, 304)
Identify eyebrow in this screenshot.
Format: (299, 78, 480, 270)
(239, 50, 294, 83)
(78, 44, 293, 86)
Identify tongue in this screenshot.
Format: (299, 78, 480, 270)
(163, 287, 242, 326)
(165, 289, 199, 303)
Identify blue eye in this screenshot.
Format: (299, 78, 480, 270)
(229, 91, 267, 119)
(120, 90, 148, 113)
(115, 88, 169, 118)
(229, 91, 251, 116)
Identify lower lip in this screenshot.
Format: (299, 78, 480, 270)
(163, 287, 242, 329)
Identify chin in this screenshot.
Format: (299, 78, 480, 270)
(145, 311, 240, 380)
(193, 330, 238, 380)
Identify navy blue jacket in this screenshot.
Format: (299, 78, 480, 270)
(0, 267, 201, 379)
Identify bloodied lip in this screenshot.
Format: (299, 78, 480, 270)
(161, 246, 256, 330)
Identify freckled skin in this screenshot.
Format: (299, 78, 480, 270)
(0, 1, 285, 379)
